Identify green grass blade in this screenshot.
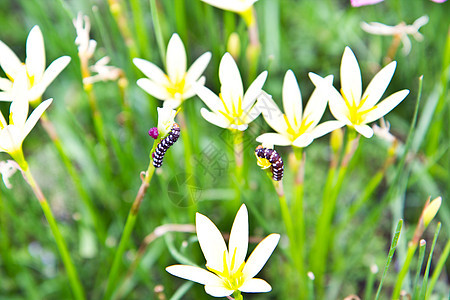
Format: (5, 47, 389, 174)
(421, 222, 442, 300)
(412, 239, 427, 300)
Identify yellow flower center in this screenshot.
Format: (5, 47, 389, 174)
(165, 75, 186, 99)
(207, 248, 246, 292)
(341, 89, 377, 125)
(217, 94, 246, 126)
(284, 114, 314, 141)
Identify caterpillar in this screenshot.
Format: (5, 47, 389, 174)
(152, 123, 180, 168)
(255, 145, 284, 181)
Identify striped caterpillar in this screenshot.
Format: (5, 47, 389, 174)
(152, 123, 180, 168)
(255, 145, 284, 181)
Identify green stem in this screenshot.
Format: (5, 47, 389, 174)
(233, 129, 244, 207)
(391, 242, 418, 299)
(412, 240, 427, 300)
(426, 238, 450, 299)
(129, 0, 150, 58)
(233, 290, 243, 300)
(107, 0, 139, 58)
(103, 160, 156, 300)
(19, 159, 85, 300)
(150, 0, 166, 65)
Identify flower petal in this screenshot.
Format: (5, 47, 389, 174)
(28, 56, 71, 101)
(363, 89, 409, 124)
(201, 0, 258, 13)
(304, 74, 333, 128)
(256, 92, 288, 135)
(0, 77, 12, 92)
(200, 109, 231, 129)
(341, 47, 362, 105)
(137, 78, 170, 100)
(196, 212, 228, 272)
(195, 84, 224, 113)
(0, 92, 11, 101)
(311, 120, 345, 139)
(239, 278, 272, 293)
(360, 61, 396, 111)
(0, 125, 23, 153)
(228, 204, 248, 272)
(219, 53, 243, 110)
(282, 70, 303, 128)
(327, 86, 351, 125)
(204, 284, 234, 297)
(292, 133, 314, 148)
(183, 76, 205, 100)
(256, 133, 292, 146)
(242, 71, 268, 110)
(133, 58, 169, 85)
(354, 124, 373, 138)
(243, 233, 280, 279)
(165, 265, 221, 285)
(23, 98, 52, 138)
(166, 33, 187, 83)
(185, 52, 212, 84)
(0, 40, 22, 78)
(25, 26, 46, 82)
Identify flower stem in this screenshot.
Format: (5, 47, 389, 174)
(149, 0, 166, 65)
(103, 160, 156, 300)
(107, 0, 139, 58)
(18, 158, 85, 300)
(233, 290, 243, 300)
(233, 129, 244, 207)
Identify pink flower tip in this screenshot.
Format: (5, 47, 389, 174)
(351, 0, 384, 7)
(148, 127, 159, 139)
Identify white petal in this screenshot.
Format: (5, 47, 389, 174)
(183, 76, 205, 99)
(204, 285, 234, 297)
(361, 61, 396, 111)
(256, 92, 288, 135)
(304, 74, 333, 128)
(364, 90, 409, 124)
(23, 98, 52, 138)
(162, 98, 182, 109)
(196, 212, 227, 273)
(341, 47, 362, 105)
(195, 84, 224, 113)
(133, 58, 169, 85)
(282, 70, 302, 128)
(136, 78, 170, 100)
(28, 56, 71, 101)
(0, 40, 22, 78)
(242, 71, 267, 110)
(200, 109, 230, 129)
(327, 86, 351, 125)
(292, 134, 314, 148)
(239, 278, 272, 293)
(229, 123, 248, 131)
(166, 33, 187, 83)
(243, 233, 280, 279)
(165, 265, 221, 285)
(0, 77, 13, 92)
(354, 124, 373, 138)
(219, 53, 243, 110)
(185, 52, 212, 84)
(0, 92, 11, 101)
(228, 204, 248, 273)
(242, 105, 261, 124)
(256, 133, 292, 146)
(311, 120, 345, 139)
(0, 125, 23, 153)
(201, 0, 257, 13)
(10, 68, 29, 127)
(25, 26, 46, 82)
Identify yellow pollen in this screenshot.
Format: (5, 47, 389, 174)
(218, 94, 246, 126)
(206, 249, 246, 291)
(340, 89, 377, 125)
(164, 75, 186, 98)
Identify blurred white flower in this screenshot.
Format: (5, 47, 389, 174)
(315, 47, 409, 138)
(0, 25, 71, 104)
(166, 204, 280, 297)
(361, 15, 429, 55)
(201, 0, 258, 13)
(83, 56, 123, 85)
(196, 52, 267, 131)
(351, 0, 384, 7)
(73, 12, 97, 68)
(0, 160, 20, 189)
(372, 118, 396, 143)
(256, 70, 343, 148)
(134, 33, 211, 108)
(0, 68, 52, 157)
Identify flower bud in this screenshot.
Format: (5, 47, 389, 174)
(227, 32, 241, 60)
(330, 128, 344, 154)
(423, 196, 442, 228)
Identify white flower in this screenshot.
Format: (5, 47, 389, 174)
(134, 33, 211, 109)
(318, 47, 409, 138)
(196, 52, 267, 131)
(157, 106, 177, 138)
(201, 0, 258, 13)
(0, 68, 52, 156)
(256, 70, 343, 148)
(73, 12, 97, 66)
(166, 204, 280, 297)
(361, 15, 429, 55)
(0, 25, 71, 103)
(83, 56, 123, 85)
(0, 160, 20, 189)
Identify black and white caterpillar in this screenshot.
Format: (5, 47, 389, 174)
(152, 123, 180, 168)
(255, 145, 284, 181)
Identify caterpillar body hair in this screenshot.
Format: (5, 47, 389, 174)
(152, 123, 180, 168)
(255, 145, 284, 181)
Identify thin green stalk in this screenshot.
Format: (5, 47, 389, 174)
(364, 265, 378, 300)
(307, 272, 315, 300)
(150, 0, 166, 65)
(233, 290, 243, 300)
(18, 157, 85, 300)
(233, 129, 244, 207)
(426, 238, 450, 299)
(108, 0, 139, 58)
(103, 161, 156, 300)
(391, 242, 418, 299)
(374, 219, 403, 300)
(129, 0, 151, 58)
(40, 113, 105, 242)
(174, 0, 187, 42)
(420, 222, 441, 300)
(412, 240, 427, 300)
